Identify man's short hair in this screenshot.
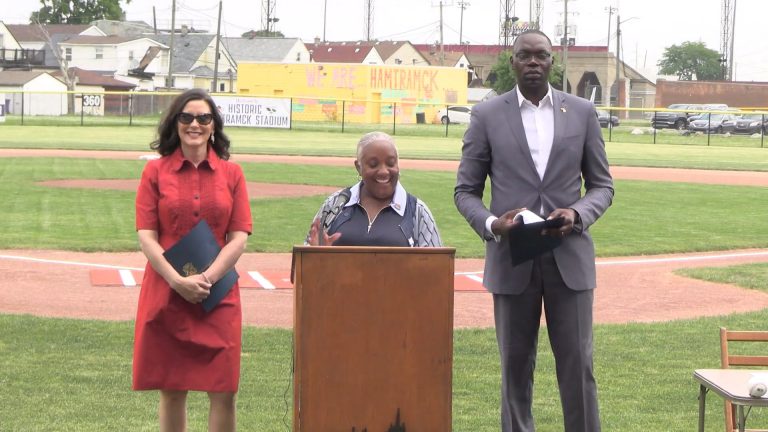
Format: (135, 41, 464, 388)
(512, 30, 553, 52)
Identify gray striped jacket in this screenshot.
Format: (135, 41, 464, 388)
(306, 186, 443, 247)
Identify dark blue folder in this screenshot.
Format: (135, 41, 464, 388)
(163, 220, 238, 312)
(508, 217, 564, 266)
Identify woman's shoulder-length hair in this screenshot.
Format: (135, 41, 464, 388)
(151, 88, 231, 160)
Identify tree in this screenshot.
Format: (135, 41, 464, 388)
(487, 51, 563, 94)
(30, 0, 131, 25)
(657, 41, 722, 81)
(241, 29, 285, 38)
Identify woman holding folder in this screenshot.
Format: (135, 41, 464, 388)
(133, 88, 252, 431)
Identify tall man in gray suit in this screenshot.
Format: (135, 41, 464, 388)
(454, 30, 614, 432)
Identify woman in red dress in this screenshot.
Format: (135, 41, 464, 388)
(133, 88, 252, 431)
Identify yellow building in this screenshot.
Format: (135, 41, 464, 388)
(237, 63, 467, 124)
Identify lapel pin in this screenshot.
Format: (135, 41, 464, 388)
(560, 106, 567, 113)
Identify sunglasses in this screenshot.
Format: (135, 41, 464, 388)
(177, 112, 213, 125)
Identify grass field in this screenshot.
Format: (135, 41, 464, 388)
(3, 307, 768, 431)
(2, 125, 768, 171)
(1, 158, 767, 257)
(2, 114, 768, 149)
(1, 125, 768, 430)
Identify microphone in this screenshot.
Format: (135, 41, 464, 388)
(748, 376, 768, 398)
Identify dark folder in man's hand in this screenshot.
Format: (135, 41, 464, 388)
(163, 220, 238, 312)
(508, 217, 564, 266)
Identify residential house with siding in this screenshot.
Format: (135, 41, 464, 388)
(0, 22, 102, 70)
(57, 35, 166, 86)
(310, 40, 428, 67)
(0, 70, 68, 115)
(304, 41, 384, 64)
(50, 67, 136, 115)
(223, 37, 310, 64)
(147, 33, 237, 92)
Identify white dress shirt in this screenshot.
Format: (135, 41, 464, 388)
(516, 84, 555, 181)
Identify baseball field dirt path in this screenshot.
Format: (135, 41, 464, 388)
(2, 148, 768, 327)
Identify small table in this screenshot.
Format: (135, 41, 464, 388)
(693, 369, 768, 432)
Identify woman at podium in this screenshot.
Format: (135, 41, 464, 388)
(306, 131, 442, 247)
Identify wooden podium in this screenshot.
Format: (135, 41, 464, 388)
(292, 246, 455, 431)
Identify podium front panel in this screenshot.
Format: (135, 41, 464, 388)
(293, 246, 455, 431)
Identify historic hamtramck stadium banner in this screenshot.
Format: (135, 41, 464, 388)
(212, 95, 291, 129)
(0, 93, 5, 123)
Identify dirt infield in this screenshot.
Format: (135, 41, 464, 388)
(2, 148, 768, 328)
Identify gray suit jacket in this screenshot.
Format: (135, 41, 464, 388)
(454, 88, 614, 294)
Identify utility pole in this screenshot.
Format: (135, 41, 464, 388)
(439, 1, 444, 65)
(605, 6, 616, 107)
(728, 0, 737, 80)
(615, 13, 620, 108)
(323, 0, 328, 41)
(212, 1, 222, 93)
(562, 0, 568, 93)
(605, 6, 616, 52)
(364, 0, 374, 41)
(167, 0, 176, 89)
(458, 1, 469, 45)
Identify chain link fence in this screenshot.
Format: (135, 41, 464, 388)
(0, 90, 766, 147)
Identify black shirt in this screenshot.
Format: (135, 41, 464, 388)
(329, 204, 410, 247)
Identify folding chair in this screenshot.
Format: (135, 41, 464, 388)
(720, 327, 768, 432)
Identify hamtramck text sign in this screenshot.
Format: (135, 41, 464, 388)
(212, 95, 291, 129)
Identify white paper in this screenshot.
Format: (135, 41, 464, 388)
(513, 209, 544, 225)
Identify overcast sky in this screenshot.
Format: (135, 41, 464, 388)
(3, 0, 766, 81)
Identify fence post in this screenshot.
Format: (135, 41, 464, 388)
(129, 93, 134, 126)
(21, 91, 24, 126)
(392, 102, 396, 135)
(80, 93, 85, 126)
(608, 108, 613, 142)
(652, 111, 657, 144)
(341, 100, 345, 133)
(762, 113, 765, 149)
(290, 98, 293, 130)
(707, 114, 711, 146)
(444, 105, 449, 137)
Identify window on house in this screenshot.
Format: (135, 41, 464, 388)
(95, 47, 103, 59)
(65, 48, 72, 61)
(219, 82, 225, 92)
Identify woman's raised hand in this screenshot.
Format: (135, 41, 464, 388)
(309, 217, 342, 246)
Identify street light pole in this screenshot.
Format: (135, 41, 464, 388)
(323, 0, 328, 41)
(605, 6, 616, 107)
(562, 0, 568, 93)
(458, 1, 469, 45)
(614, 13, 620, 109)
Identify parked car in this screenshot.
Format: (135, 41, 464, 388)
(731, 113, 768, 134)
(687, 113, 739, 134)
(436, 106, 471, 124)
(650, 103, 703, 130)
(686, 104, 730, 123)
(596, 110, 619, 128)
